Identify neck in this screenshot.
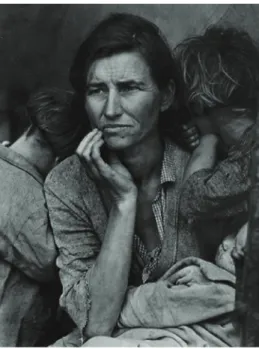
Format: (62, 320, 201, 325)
(11, 134, 34, 162)
(116, 131, 164, 183)
(10, 134, 46, 175)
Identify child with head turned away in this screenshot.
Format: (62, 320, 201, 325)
(174, 26, 258, 260)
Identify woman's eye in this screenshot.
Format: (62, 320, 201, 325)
(120, 85, 138, 93)
(87, 88, 106, 96)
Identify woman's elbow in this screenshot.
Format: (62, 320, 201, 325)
(85, 324, 113, 339)
(85, 312, 115, 339)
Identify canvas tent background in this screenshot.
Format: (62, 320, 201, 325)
(0, 4, 258, 92)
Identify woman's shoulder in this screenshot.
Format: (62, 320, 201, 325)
(45, 154, 107, 224)
(45, 154, 93, 195)
(46, 154, 80, 181)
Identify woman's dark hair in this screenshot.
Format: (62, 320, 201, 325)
(174, 26, 259, 114)
(27, 88, 86, 160)
(69, 12, 182, 136)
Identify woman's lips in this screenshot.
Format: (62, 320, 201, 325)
(103, 125, 132, 132)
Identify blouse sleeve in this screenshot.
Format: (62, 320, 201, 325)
(44, 178, 101, 337)
(180, 154, 250, 220)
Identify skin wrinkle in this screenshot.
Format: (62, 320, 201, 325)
(85, 52, 162, 152)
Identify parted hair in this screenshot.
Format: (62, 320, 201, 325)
(69, 12, 182, 135)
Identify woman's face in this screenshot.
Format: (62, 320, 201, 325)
(85, 51, 164, 151)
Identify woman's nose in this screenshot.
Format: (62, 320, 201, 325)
(104, 90, 122, 119)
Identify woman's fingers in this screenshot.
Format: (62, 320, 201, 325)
(77, 130, 136, 199)
(76, 128, 99, 156)
(78, 130, 102, 161)
(88, 138, 105, 180)
(76, 129, 105, 180)
(91, 141, 115, 180)
(92, 145, 129, 184)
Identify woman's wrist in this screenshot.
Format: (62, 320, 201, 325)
(116, 192, 137, 210)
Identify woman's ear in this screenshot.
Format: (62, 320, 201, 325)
(160, 80, 175, 112)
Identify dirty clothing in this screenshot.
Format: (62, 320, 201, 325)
(45, 139, 204, 339)
(0, 145, 58, 346)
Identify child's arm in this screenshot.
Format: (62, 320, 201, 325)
(183, 134, 219, 184)
(180, 153, 250, 220)
(180, 111, 252, 220)
(182, 114, 219, 183)
(180, 120, 251, 220)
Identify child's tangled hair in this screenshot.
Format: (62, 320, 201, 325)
(27, 88, 87, 160)
(174, 26, 259, 113)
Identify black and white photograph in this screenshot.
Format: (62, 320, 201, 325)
(1, 3, 259, 347)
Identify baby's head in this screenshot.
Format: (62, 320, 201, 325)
(174, 26, 259, 116)
(215, 223, 248, 274)
(215, 233, 236, 274)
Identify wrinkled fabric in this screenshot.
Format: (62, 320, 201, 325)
(50, 255, 238, 347)
(134, 140, 179, 283)
(0, 260, 59, 346)
(84, 258, 239, 347)
(180, 125, 254, 221)
(0, 145, 58, 346)
(89, 323, 238, 347)
(179, 126, 254, 260)
(118, 257, 235, 329)
(45, 139, 205, 339)
(0, 145, 57, 280)
(57, 257, 239, 347)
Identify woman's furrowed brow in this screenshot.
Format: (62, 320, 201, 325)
(117, 79, 145, 86)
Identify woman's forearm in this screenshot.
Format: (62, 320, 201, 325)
(85, 194, 137, 338)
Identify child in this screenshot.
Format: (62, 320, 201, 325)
(174, 26, 258, 259)
(0, 88, 85, 346)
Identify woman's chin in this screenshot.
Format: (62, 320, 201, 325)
(104, 135, 133, 151)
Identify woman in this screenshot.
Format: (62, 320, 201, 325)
(45, 14, 237, 346)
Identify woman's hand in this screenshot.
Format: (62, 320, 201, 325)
(76, 129, 137, 202)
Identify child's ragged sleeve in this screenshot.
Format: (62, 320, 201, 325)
(180, 154, 250, 220)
